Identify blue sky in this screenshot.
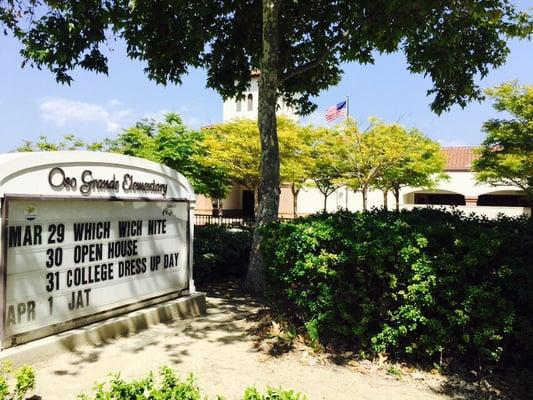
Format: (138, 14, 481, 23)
(0, 21, 531, 152)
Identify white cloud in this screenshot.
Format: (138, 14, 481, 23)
(108, 99, 123, 107)
(106, 121, 121, 133)
(39, 97, 133, 133)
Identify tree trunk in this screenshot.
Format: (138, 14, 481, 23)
(291, 184, 299, 217)
(323, 193, 328, 212)
(245, 0, 280, 295)
(394, 186, 400, 212)
(253, 188, 260, 217)
(215, 198, 222, 216)
(383, 189, 388, 210)
(362, 185, 368, 211)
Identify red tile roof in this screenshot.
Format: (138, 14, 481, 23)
(442, 147, 477, 171)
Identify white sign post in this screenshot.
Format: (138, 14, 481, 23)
(0, 152, 197, 348)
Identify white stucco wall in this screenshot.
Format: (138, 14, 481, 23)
(296, 171, 529, 218)
(402, 171, 521, 199)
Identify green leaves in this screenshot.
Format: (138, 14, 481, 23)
(197, 116, 313, 198)
(15, 134, 101, 152)
(193, 225, 252, 285)
(474, 82, 533, 199)
(331, 118, 446, 210)
(80, 368, 306, 400)
(0, 361, 36, 400)
(262, 209, 533, 366)
(4, 1, 530, 114)
(108, 112, 231, 199)
(79, 369, 203, 400)
(243, 387, 305, 400)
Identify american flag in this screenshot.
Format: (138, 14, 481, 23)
(324, 101, 347, 122)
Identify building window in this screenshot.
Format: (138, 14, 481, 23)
(414, 193, 466, 206)
(247, 93, 253, 111)
(236, 100, 241, 112)
(477, 194, 529, 207)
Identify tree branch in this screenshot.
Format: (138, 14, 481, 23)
(280, 45, 332, 83)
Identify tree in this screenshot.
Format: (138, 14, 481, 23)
(308, 127, 344, 212)
(473, 82, 533, 200)
(199, 119, 262, 210)
(197, 116, 309, 215)
(4, 1, 531, 293)
(278, 119, 314, 217)
(374, 129, 447, 211)
(338, 118, 409, 210)
(108, 113, 230, 200)
(15, 134, 102, 152)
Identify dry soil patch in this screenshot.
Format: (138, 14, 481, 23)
(27, 290, 454, 399)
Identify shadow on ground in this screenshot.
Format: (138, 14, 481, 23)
(50, 279, 532, 400)
(51, 280, 262, 378)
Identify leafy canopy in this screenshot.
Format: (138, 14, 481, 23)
(108, 113, 230, 199)
(4, 0, 531, 293)
(374, 128, 447, 193)
(308, 127, 345, 205)
(473, 82, 533, 199)
(199, 119, 262, 193)
(334, 118, 445, 209)
(336, 119, 403, 190)
(15, 134, 103, 152)
(12, 114, 230, 198)
(197, 116, 311, 192)
(278, 120, 315, 194)
(4, 1, 531, 114)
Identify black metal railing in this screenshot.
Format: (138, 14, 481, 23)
(194, 214, 256, 228)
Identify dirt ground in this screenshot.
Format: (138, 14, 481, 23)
(24, 288, 496, 399)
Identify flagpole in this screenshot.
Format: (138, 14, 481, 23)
(345, 95, 350, 210)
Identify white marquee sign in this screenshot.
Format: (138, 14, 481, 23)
(0, 152, 196, 347)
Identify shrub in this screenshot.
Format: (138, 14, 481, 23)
(79, 368, 202, 400)
(193, 224, 252, 284)
(79, 368, 306, 399)
(0, 361, 36, 400)
(262, 209, 533, 367)
(243, 386, 305, 400)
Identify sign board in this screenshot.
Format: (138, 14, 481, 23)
(0, 152, 196, 347)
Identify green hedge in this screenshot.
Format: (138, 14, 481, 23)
(193, 224, 252, 284)
(262, 209, 533, 366)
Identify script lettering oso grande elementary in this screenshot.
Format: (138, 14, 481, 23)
(48, 166, 169, 196)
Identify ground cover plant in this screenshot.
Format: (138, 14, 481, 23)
(79, 367, 305, 399)
(0, 362, 35, 400)
(262, 209, 533, 368)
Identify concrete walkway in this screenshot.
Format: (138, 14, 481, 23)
(19, 289, 451, 399)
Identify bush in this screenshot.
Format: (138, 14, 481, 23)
(79, 367, 305, 399)
(262, 209, 533, 367)
(193, 224, 252, 284)
(79, 368, 202, 400)
(0, 361, 35, 400)
(243, 386, 305, 400)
